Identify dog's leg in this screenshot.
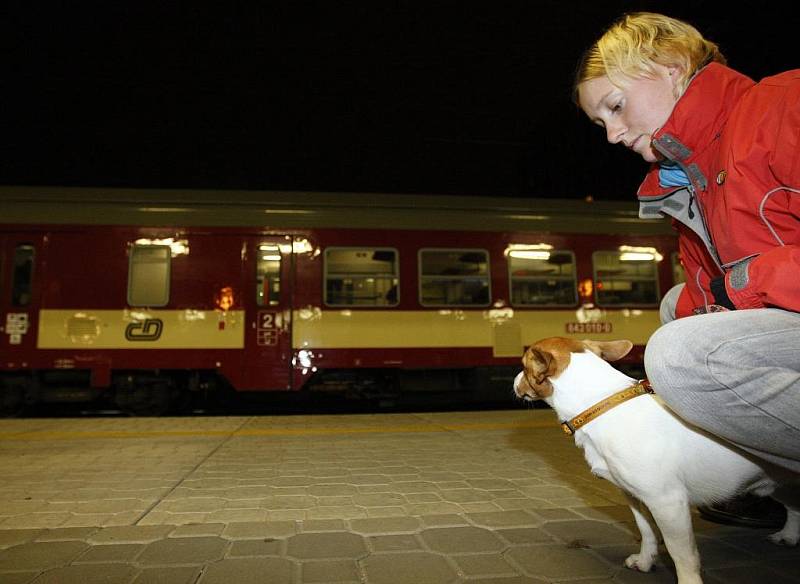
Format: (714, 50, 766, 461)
(769, 507, 800, 546)
(623, 494, 659, 572)
(644, 494, 702, 584)
(768, 487, 800, 546)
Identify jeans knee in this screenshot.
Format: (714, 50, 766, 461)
(644, 319, 702, 399)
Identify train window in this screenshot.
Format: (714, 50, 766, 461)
(324, 248, 399, 306)
(128, 245, 171, 307)
(671, 252, 686, 285)
(593, 249, 660, 306)
(419, 249, 490, 306)
(509, 250, 577, 306)
(12, 244, 35, 307)
(257, 244, 282, 306)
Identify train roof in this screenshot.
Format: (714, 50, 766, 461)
(0, 185, 673, 236)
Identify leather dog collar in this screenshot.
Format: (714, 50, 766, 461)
(561, 380, 654, 436)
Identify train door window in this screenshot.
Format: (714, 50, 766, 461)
(257, 243, 282, 306)
(12, 244, 35, 306)
(509, 249, 577, 306)
(127, 245, 171, 307)
(419, 248, 490, 306)
(671, 252, 686, 285)
(324, 247, 399, 306)
(593, 249, 660, 306)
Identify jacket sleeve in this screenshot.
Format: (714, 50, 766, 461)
(723, 246, 800, 312)
(729, 73, 800, 312)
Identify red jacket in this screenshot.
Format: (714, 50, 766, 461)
(637, 63, 800, 318)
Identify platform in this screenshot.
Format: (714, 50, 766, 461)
(0, 410, 797, 583)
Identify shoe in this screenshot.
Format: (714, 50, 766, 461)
(697, 494, 786, 529)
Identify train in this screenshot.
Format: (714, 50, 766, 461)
(0, 186, 680, 415)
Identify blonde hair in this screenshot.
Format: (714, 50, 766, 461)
(573, 12, 726, 102)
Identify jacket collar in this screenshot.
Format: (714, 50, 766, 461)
(638, 63, 755, 199)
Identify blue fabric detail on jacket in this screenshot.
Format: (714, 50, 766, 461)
(659, 161, 691, 188)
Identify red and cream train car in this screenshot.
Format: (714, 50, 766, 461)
(0, 187, 679, 414)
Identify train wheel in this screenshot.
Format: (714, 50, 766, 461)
(0, 376, 28, 417)
(114, 379, 174, 416)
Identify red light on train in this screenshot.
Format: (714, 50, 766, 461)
(216, 286, 235, 311)
(579, 278, 594, 299)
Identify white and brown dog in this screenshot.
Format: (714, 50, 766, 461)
(513, 337, 800, 584)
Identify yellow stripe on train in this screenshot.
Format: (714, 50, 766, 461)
(36, 307, 660, 353)
(291, 307, 660, 355)
(37, 309, 245, 349)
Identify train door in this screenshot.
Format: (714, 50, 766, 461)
(241, 236, 294, 390)
(0, 234, 42, 362)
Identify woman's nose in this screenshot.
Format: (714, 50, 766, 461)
(605, 122, 625, 145)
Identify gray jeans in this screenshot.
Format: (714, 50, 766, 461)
(645, 284, 800, 473)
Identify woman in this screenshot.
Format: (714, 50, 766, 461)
(573, 12, 800, 524)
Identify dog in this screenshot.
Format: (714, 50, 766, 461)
(513, 337, 800, 584)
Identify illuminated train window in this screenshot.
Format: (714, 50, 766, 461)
(12, 244, 35, 307)
(257, 244, 282, 306)
(324, 248, 399, 307)
(508, 249, 577, 306)
(592, 249, 660, 306)
(419, 249, 490, 307)
(127, 245, 171, 307)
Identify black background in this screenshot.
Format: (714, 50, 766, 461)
(5, 2, 798, 200)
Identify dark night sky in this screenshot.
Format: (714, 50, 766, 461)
(5, 2, 799, 200)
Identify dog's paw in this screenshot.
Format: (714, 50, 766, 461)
(768, 530, 799, 547)
(624, 553, 655, 572)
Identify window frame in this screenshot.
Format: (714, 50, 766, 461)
(418, 247, 492, 308)
(507, 249, 578, 307)
(323, 246, 400, 308)
(127, 244, 172, 307)
(11, 243, 35, 307)
(592, 249, 661, 307)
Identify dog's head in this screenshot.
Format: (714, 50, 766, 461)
(514, 337, 633, 402)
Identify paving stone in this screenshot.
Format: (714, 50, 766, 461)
(228, 539, 284, 557)
(505, 544, 615, 580)
(132, 566, 202, 584)
(453, 553, 521, 577)
(349, 516, 421, 535)
(74, 543, 144, 563)
(0, 541, 88, 571)
(34, 527, 98, 542)
(138, 537, 228, 565)
(418, 514, 470, 528)
(466, 510, 542, 528)
(88, 526, 173, 544)
(496, 527, 557, 545)
(301, 559, 360, 583)
(301, 519, 346, 532)
(533, 507, 580, 521)
(29, 563, 137, 584)
(169, 523, 225, 538)
(221, 521, 297, 540)
(352, 493, 407, 507)
(286, 532, 367, 559)
(198, 557, 294, 584)
(420, 526, 505, 553)
(369, 534, 422, 552)
(0, 529, 45, 549)
(543, 520, 635, 546)
(361, 551, 458, 584)
(0, 573, 40, 584)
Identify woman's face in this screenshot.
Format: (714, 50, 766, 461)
(577, 64, 679, 163)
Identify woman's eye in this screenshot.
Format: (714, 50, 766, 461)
(611, 101, 622, 113)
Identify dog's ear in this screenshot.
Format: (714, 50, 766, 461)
(582, 339, 633, 362)
(521, 347, 557, 397)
